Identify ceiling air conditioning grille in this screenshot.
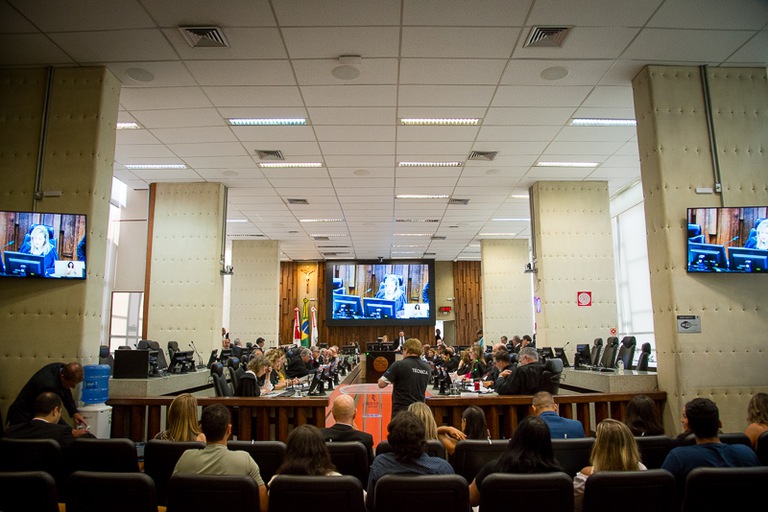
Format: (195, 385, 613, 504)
(287, 198, 309, 205)
(431, 235, 447, 240)
(448, 198, 470, 205)
(468, 151, 498, 161)
(229, 234, 266, 238)
(256, 150, 284, 160)
(179, 27, 230, 48)
(524, 26, 572, 48)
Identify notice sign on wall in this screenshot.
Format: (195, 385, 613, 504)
(577, 291, 592, 307)
(677, 315, 702, 333)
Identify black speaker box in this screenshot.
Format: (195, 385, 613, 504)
(113, 349, 150, 379)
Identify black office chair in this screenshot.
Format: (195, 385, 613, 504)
(634, 435, 677, 469)
(600, 337, 619, 368)
(211, 362, 231, 397)
(269, 475, 364, 512)
(98, 345, 114, 374)
(326, 441, 370, 485)
(616, 336, 636, 369)
(70, 438, 140, 473)
(582, 469, 677, 512)
(541, 357, 564, 394)
(552, 437, 595, 478)
(635, 342, 652, 371)
(147, 340, 168, 370)
(117, 345, 132, 350)
(228, 357, 242, 392)
(166, 474, 261, 512)
(143, 439, 205, 505)
(168, 341, 180, 361)
(227, 440, 286, 485)
(0, 438, 65, 485)
(680, 466, 768, 512)
(137, 339, 151, 350)
(67, 471, 158, 512)
(0, 471, 59, 512)
(590, 338, 603, 367)
(376, 439, 447, 460)
(479, 472, 573, 512)
(756, 430, 768, 465)
(372, 474, 469, 512)
(450, 439, 507, 483)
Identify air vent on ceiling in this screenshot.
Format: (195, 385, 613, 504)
(287, 198, 309, 205)
(255, 149, 284, 160)
(468, 151, 498, 161)
(448, 198, 470, 205)
(229, 234, 266, 238)
(431, 235, 447, 240)
(395, 219, 439, 223)
(424, 252, 436, 256)
(317, 245, 350, 249)
(524, 26, 572, 48)
(313, 236, 330, 241)
(179, 26, 230, 48)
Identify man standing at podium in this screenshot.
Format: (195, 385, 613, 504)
(395, 330, 406, 352)
(378, 338, 430, 416)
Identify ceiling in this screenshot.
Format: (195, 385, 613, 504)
(2, 0, 766, 261)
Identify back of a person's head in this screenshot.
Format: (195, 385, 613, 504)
(747, 392, 768, 424)
(34, 391, 62, 416)
(387, 411, 426, 462)
(591, 419, 641, 472)
(331, 394, 356, 422)
(494, 350, 511, 365)
(407, 401, 438, 440)
(63, 362, 84, 383)
(532, 391, 555, 410)
(403, 338, 422, 355)
(624, 394, 664, 436)
(200, 403, 230, 442)
(462, 405, 487, 440)
(685, 398, 720, 438)
(496, 416, 559, 473)
(166, 393, 200, 441)
(247, 354, 266, 373)
(278, 424, 335, 476)
(518, 347, 538, 363)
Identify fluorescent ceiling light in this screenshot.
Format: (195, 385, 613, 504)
(393, 244, 429, 248)
(300, 218, 343, 223)
(124, 164, 187, 169)
(492, 217, 530, 222)
(570, 118, 636, 127)
(395, 233, 434, 237)
(258, 162, 323, 168)
(116, 122, 142, 130)
(310, 233, 347, 237)
(535, 161, 599, 168)
(226, 219, 248, 223)
(396, 194, 450, 200)
(400, 118, 480, 126)
(392, 251, 421, 254)
(509, 194, 529, 199)
(398, 161, 462, 167)
(479, 232, 518, 236)
(228, 118, 307, 126)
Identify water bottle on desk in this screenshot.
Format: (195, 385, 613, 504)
(617, 359, 624, 374)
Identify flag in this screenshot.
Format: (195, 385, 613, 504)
(293, 307, 301, 344)
(311, 306, 319, 345)
(300, 298, 310, 347)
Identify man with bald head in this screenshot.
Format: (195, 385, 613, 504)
(320, 394, 374, 463)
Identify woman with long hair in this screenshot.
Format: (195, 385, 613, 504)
(264, 348, 299, 390)
(154, 393, 205, 442)
(573, 419, 646, 512)
(270, 424, 338, 485)
(408, 401, 439, 440)
(745, 392, 768, 449)
(439, 405, 490, 456)
(237, 354, 273, 396)
(469, 415, 562, 506)
(624, 394, 664, 437)
(456, 350, 472, 376)
(463, 344, 487, 380)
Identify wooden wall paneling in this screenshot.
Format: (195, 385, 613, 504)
(453, 261, 482, 345)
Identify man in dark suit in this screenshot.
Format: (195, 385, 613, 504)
(4, 392, 90, 448)
(7, 362, 87, 427)
(320, 394, 374, 464)
(285, 348, 312, 379)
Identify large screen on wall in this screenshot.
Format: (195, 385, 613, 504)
(687, 206, 768, 273)
(326, 260, 435, 326)
(0, 210, 87, 280)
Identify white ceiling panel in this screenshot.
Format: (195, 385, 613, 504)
(307, 107, 396, 126)
(120, 87, 213, 110)
(476, 125, 560, 142)
(492, 85, 592, 107)
(140, 0, 277, 27)
(399, 85, 496, 107)
(400, 59, 507, 85)
(314, 126, 396, 142)
(501, 60, 615, 86)
(49, 29, 177, 63)
(293, 59, 399, 85)
(203, 86, 304, 107)
(402, 27, 520, 58)
(9, 0, 155, 31)
(272, 0, 401, 26)
(169, 142, 249, 157)
(300, 86, 398, 107)
(625, 29, 756, 62)
(281, 27, 400, 58)
(132, 108, 226, 129)
(0, 34, 74, 65)
(150, 127, 238, 144)
(231, 126, 317, 142)
(163, 28, 287, 60)
(402, 0, 531, 26)
(320, 142, 396, 155)
(107, 61, 198, 88)
(185, 60, 296, 86)
(527, 0, 661, 26)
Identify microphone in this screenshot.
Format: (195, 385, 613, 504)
(725, 236, 739, 246)
(1, 240, 14, 250)
(189, 341, 204, 368)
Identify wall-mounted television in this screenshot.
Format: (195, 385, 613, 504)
(687, 207, 768, 273)
(326, 260, 435, 326)
(1, 210, 87, 279)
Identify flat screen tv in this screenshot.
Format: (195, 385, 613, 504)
(326, 260, 435, 326)
(0, 210, 87, 279)
(687, 207, 768, 273)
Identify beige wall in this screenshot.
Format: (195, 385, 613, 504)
(633, 65, 768, 433)
(0, 67, 119, 418)
(113, 188, 149, 291)
(229, 240, 281, 343)
(530, 181, 618, 348)
(481, 239, 533, 343)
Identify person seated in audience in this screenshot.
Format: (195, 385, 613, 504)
(269, 424, 339, 486)
(237, 354, 273, 396)
(408, 401, 462, 443)
(174, 403, 269, 511)
(264, 348, 299, 391)
(532, 391, 585, 439)
(367, 411, 454, 509)
(661, 398, 760, 490)
(4, 392, 91, 448)
(154, 393, 205, 442)
(285, 347, 312, 379)
(483, 349, 512, 389)
(439, 405, 490, 457)
(745, 392, 768, 449)
(573, 419, 645, 512)
(321, 394, 375, 464)
(495, 347, 545, 395)
(509, 335, 523, 353)
(623, 394, 665, 437)
(469, 415, 562, 507)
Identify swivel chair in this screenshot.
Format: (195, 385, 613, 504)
(227, 357, 241, 392)
(210, 362, 231, 397)
(326, 441, 370, 486)
(98, 345, 114, 374)
(0, 471, 59, 512)
(590, 338, 603, 367)
(70, 438, 140, 473)
(147, 340, 168, 371)
(67, 471, 157, 512)
(635, 342, 652, 371)
(137, 339, 151, 350)
(616, 336, 636, 369)
(600, 337, 619, 368)
(451, 440, 507, 483)
(168, 341, 180, 361)
(227, 440, 286, 484)
(552, 438, 594, 478)
(166, 474, 259, 512)
(540, 357, 564, 394)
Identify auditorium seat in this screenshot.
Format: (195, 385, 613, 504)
(166, 474, 260, 512)
(326, 441, 370, 485)
(0, 438, 64, 485)
(227, 357, 242, 392)
(227, 440, 286, 484)
(376, 439, 447, 460)
(582, 469, 676, 512)
(211, 362, 232, 397)
(0, 471, 59, 512)
(680, 466, 768, 512)
(680, 432, 751, 447)
(67, 471, 157, 512)
(143, 439, 205, 505)
(552, 437, 595, 478)
(756, 430, 768, 465)
(372, 474, 469, 512)
(479, 472, 573, 512)
(634, 435, 677, 469)
(269, 474, 364, 512)
(70, 437, 140, 473)
(450, 439, 507, 483)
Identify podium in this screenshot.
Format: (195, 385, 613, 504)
(342, 383, 391, 444)
(365, 350, 396, 383)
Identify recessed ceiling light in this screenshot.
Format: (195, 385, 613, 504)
(395, 233, 434, 237)
(535, 161, 599, 168)
(396, 194, 450, 200)
(300, 219, 343, 223)
(125, 67, 155, 82)
(540, 66, 569, 81)
(492, 218, 530, 222)
(398, 161, 462, 167)
(258, 162, 323, 168)
(227, 219, 248, 223)
(309, 233, 347, 237)
(569, 118, 636, 127)
(228, 118, 307, 126)
(400, 118, 480, 126)
(509, 194, 529, 199)
(124, 164, 187, 170)
(116, 122, 142, 130)
(479, 232, 518, 236)
(393, 244, 429, 248)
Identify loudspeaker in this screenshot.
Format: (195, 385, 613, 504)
(114, 349, 150, 379)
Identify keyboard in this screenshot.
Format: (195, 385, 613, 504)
(275, 389, 296, 397)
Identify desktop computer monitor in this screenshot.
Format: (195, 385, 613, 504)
(3, 251, 45, 277)
(332, 294, 363, 318)
(575, 343, 591, 367)
(554, 347, 570, 367)
(728, 247, 768, 272)
(687, 242, 727, 272)
(362, 297, 396, 318)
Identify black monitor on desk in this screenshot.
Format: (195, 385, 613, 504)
(728, 247, 768, 272)
(168, 350, 195, 373)
(554, 347, 570, 367)
(362, 297, 396, 319)
(574, 343, 591, 367)
(3, 251, 45, 277)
